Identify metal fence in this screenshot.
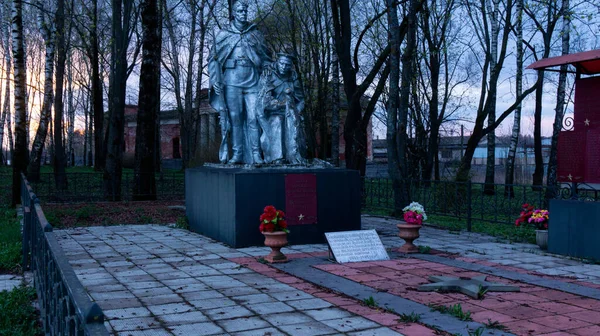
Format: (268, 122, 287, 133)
(27, 172, 184, 202)
(362, 178, 600, 230)
(21, 173, 110, 335)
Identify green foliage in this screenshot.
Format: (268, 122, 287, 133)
(0, 208, 22, 273)
(477, 285, 488, 299)
(398, 312, 421, 322)
(484, 319, 508, 330)
(75, 206, 97, 220)
(468, 327, 485, 336)
(175, 216, 189, 230)
(429, 303, 473, 321)
(0, 286, 42, 336)
(137, 215, 154, 223)
(418, 245, 431, 254)
(425, 215, 536, 244)
(362, 296, 378, 308)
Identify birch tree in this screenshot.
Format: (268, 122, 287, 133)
(483, 0, 500, 193)
(28, 1, 55, 182)
(546, 0, 570, 197)
(0, 3, 11, 166)
(455, 0, 536, 183)
(524, 0, 562, 189)
(12, 0, 28, 206)
(504, 0, 523, 196)
(1, 3, 13, 166)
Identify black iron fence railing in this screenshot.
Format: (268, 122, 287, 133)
(362, 178, 600, 230)
(21, 173, 109, 335)
(27, 172, 184, 202)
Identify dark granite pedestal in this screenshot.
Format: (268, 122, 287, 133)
(185, 166, 361, 248)
(549, 199, 600, 259)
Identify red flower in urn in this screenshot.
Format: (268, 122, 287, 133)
(259, 206, 289, 233)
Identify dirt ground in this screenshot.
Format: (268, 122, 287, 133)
(42, 200, 186, 228)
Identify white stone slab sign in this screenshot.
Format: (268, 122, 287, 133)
(325, 230, 390, 263)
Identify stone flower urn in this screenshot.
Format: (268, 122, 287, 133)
(397, 222, 421, 253)
(535, 229, 548, 250)
(262, 231, 288, 263)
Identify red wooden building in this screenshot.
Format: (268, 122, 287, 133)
(528, 49, 600, 184)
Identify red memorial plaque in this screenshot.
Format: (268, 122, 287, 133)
(557, 130, 585, 182)
(586, 129, 600, 183)
(285, 174, 318, 226)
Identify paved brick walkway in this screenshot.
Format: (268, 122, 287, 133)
(0, 274, 25, 292)
(55, 225, 408, 335)
(53, 216, 600, 335)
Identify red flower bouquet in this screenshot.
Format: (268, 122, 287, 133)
(515, 203, 534, 227)
(259, 205, 289, 233)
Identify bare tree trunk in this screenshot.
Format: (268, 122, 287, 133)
(398, 0, 418, 183)
(104, 0, 132, 201)
(3, 7, 14, 166)
(505, 0, 523, 197)
(546, 0, 570, 198)
(11, 0, 28, 206)
(90, 0, 104, 171)
(456, 0, 537, 182)
(53, 0, 68, 190)
(28, 9, 55, 182)
(331, 47, 340, 166)
(532, 70, 544, 189)
(0, 13, 10, 166)
(67, 50, 75, 166)
(0, 6, 3, 166)
(330, 0, 399, 176)
(83, 92, 88, 167)
(386, 0, 407, 215)
(484, 0, 500, 194)
(133, 0, 161, 200)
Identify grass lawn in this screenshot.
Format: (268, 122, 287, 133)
(363, 208, 537, 244)
(0, 286, 42, 336)
(0, 208, 21, 273)
(0, 207, 42, 335)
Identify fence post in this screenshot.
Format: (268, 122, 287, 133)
(466, 179, 472, 232)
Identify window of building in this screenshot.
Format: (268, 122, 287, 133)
(441, 150, 452, 159)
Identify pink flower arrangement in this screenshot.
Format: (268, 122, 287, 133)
(402, 202, 427, 225)
(515, 204, 548, 230)
(528, 209, 549, 230)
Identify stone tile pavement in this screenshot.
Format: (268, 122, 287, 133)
(55, 225, 408, 336)
(363, 215, 600, 284)
(51, 215, 600, 335)
(0, 273, 25, 292)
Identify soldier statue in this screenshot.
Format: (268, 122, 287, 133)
(208, 0, 271, 164)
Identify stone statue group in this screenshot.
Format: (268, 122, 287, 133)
(208, 1, 306, 165)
